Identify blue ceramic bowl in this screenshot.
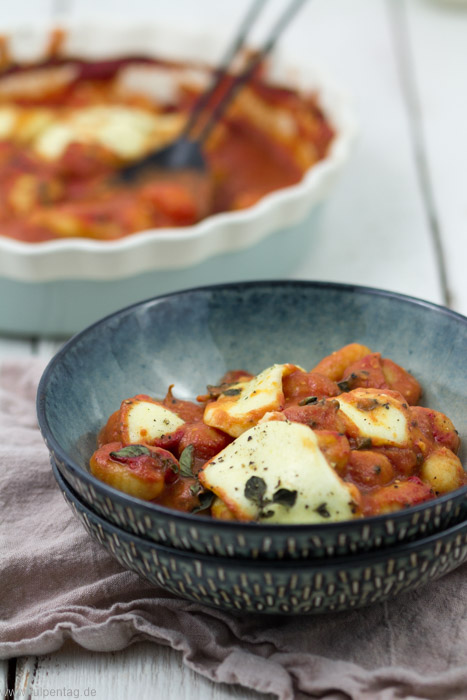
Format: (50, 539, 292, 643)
(52, 457, 467, 614)
(37, 281, 467, 559)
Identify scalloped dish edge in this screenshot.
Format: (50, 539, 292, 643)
(0, 22, 357, 282)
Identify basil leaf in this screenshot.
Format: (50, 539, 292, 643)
(244, 476, 267, 506)
(261, 509, 275, 519)
(179, 445, 195, 478)
(110, 445, 151, 460)
(272, 488, 297, 508)
(191, 490, 215, 513)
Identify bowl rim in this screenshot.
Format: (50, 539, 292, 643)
(0, 21, 357, 282)
(37, 279, 467, 533)
(52, 455, 467, 569)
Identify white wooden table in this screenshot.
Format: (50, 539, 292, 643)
(1, 0, 466, 697)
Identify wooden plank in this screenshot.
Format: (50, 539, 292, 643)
(0, 660, 9, 698)
(400, 0, 467, 313)
(15, 643, 275, 700)
(0, 338, 34, 357)
(34, 339, 64, 359)
(386, 0, 450, 306)
(286, 0, 443, 304)
(0, 339, 60, 360)
(0, 0, 54, 25)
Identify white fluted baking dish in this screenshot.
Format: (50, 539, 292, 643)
(0, 23, 356, 335)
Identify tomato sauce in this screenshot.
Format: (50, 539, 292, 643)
(89, 344, 466, 522)
(0, 54, 334, 242)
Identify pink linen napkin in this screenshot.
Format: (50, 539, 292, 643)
(1, 357, 466, 700)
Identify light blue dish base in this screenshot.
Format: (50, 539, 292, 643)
(0, 208, 322, 337)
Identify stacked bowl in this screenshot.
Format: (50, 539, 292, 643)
(38, 281, 467, 614)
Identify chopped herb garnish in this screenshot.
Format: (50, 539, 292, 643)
(298, 396, 318, 406)
(191, 490, 215, 513)
(337, 373, 358, 392)
(222, 388, 242, 397)
(205, 382, 241, 399)
(110, 445, 151, 461)
(179, 444, 195, 478)
(314, 502, 331, 518)
(272, 488, 297, 508)
(356, 398, 379, 411)
(189, 482, 203, 496)
(355, 437, 372, 450)
(244, 478, 297, 518)
(244, 476, 267, 505)
(261, 510, 275, 519)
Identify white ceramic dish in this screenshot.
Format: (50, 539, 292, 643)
(0, 23, 356, 334)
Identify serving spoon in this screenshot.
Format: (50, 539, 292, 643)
(116, 0, 308, 183)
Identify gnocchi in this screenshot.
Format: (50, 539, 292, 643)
(90, 345, 465, 523)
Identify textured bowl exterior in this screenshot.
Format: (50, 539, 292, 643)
(37, 281, 467, 559)
(53, 458, 467, 615)
(0, 23, 356, 283)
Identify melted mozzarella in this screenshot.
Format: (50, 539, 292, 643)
(0, 107, 16, 138)
(0, 65, 77, 100)
(337, 388, 410, 446)
(199, 420, 357, 524)
(0, 106, 56, 143)
(34, 106, 184, 160)
(122, 400, 184, 444)
(116, 64, 209, 104)
(204, 364, 298, 438)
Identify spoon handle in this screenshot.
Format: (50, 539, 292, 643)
(196, 0, 309, 145)
(181, 0, 268, 140)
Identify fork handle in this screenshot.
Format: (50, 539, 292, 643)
(181, 0, 268, 140)
(196, 0, 309, 145)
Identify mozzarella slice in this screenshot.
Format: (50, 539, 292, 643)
(0, 106, 55, 143)
(0, 65, 77, 99)
(0, 106, 16, 138)
(199, 420, 358, 524)
(204, 364, 299, 438)
(34, 106, 184, 160)
(337, 388, 410, 446)
(35, 122, 75, 160)
(116, 64, 209, 104)
(122, 399, 184, 444)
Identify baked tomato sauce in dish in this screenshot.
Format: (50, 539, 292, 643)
(0, 50, 334, 243)
(90, 343, 466, 524)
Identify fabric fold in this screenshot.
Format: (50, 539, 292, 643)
(1, 358, 466, 700)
